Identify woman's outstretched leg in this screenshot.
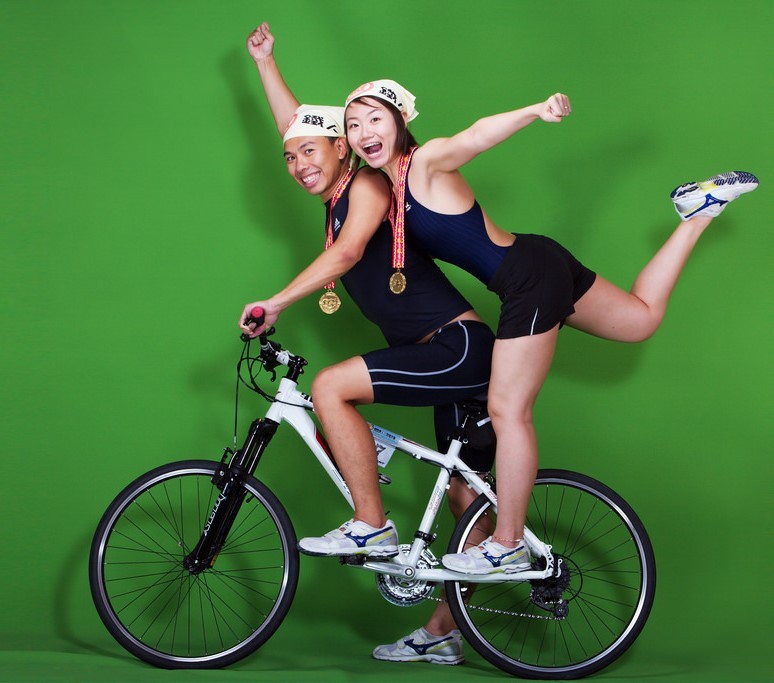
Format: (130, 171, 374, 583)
(568, 170, 758, 341)
(440, 171, 758, 577)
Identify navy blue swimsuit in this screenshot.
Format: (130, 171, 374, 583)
(401, 159, 596, 338)
(404, 183, 509, 286)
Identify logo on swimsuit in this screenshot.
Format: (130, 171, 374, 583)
(333, 218, 341, 233)
(405, 202, 412, 213)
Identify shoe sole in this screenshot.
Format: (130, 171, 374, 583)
(298, 544, 399, 558)
(373, 654, 464, 665)
(671, 170, 759, 199)
(441, 561, 532, 576)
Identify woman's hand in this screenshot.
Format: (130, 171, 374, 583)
(246, 22, 275, 63)
(539, 93, 572, 123)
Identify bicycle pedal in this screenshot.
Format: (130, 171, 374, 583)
(339, 555, 368, 566)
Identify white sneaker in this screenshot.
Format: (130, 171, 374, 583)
(442, 536, 531, 575)
(372, 627, 464, 665)
(671, 171, 758, 220)
(298, 518, 398, 557)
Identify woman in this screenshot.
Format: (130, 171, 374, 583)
(239, 25, 496, 664)
(344, 79, 758, 574)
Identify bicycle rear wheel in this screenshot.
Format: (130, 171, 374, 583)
(445, 469, 655, 679)
(89, 460, 298, 668)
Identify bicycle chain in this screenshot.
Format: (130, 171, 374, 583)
(419, 520, 562, 621)
(428, 595, 563, 621)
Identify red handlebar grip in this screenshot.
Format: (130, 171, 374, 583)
(249, 306, 265, 325)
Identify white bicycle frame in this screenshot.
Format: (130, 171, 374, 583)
(263, 366, 556, 585)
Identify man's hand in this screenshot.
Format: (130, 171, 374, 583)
(239, 299, 279, 337)
(247, 22, 275, 64)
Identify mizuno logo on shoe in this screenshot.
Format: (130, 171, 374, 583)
(684, 193, 728, 219)
(404, 636, 451, 655)
(344, 527, 392, 547)
(482, 545, 526, 567)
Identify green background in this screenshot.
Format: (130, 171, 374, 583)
(1, 1, 771, 682)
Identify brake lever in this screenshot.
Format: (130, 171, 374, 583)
(259, 337, 283, 382)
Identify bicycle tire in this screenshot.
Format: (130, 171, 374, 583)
(89, 459, 299, 669)
(445, 468, 656, 679)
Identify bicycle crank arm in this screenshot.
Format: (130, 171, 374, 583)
(350, 560, 555, 583)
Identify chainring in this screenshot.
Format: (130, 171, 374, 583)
(375, 544, 439, 607)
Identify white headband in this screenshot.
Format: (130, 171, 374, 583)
(283, 104, 346, 143)
(345, 79, 418, 122)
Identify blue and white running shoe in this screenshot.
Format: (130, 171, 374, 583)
(298, 518, 398, 557)
(441, 536, 531, 575)
(373, 627, 464, 665)
(671, 171, 758, 220)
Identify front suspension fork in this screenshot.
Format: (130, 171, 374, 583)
(183, 418, 278, 573)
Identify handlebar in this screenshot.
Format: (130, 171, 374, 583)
(238, 306, 308, 387)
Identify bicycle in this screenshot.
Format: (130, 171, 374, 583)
(89, 308, 656, 679)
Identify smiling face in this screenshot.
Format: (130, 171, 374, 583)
(345, 97, 405, 170)
(283, 136, 350, 201)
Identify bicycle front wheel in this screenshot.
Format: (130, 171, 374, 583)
(445, 469, 656, 679)
(89, 460, 299, 669)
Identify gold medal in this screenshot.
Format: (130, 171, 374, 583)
(387, 147, 417, 296)
(319, 290, 341, 314)
(389, 270, 406, 294)
(319, 169, 354, 315)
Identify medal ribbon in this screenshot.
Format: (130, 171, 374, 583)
(323, 168, 355, 290)
(388, 145, 418, 273)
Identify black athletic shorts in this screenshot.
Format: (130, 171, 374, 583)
(362, 320, 496, 473)
(487, 234, 596, 339)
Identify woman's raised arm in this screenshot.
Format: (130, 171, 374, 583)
(420, 93, 571, 174)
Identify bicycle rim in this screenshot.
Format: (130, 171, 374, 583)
(446, 469, 656, 679)
(89, 460, 298, 668)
